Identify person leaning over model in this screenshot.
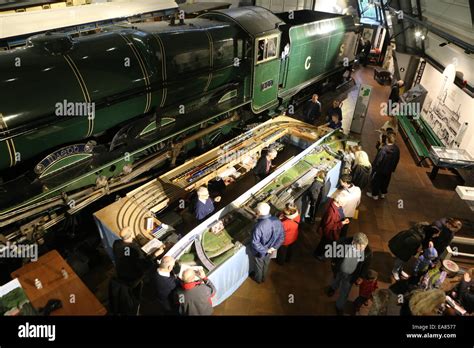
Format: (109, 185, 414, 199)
(112, 226, 161, 287)
(250, 202, 285, 283)
(427, 217, 463, 256)
(276, 202, 300, 265)
(175, 268, 216, 316)
(253, 148, 278, 183)
(302, 170, 329, 223)
(331, 174, 361, 239)
(367, 133, 400, 200)
(326, 232, 372, 316)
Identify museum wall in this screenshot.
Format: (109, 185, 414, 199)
(423, 32, 474, 83)
(419, 62, 474, 153)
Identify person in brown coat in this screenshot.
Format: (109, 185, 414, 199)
(313, 197, 350, 261)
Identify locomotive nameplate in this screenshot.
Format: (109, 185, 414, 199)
(260, 79, 274, 91)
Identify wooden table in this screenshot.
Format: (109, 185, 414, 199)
(11, 250, 107, 316)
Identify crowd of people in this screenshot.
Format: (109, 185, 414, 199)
(107, 85, 472, 317)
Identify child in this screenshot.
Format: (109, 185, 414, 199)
(354, 269, 378, 313)
(326, 113, 342, 130)
(414, 243, 438, 274)
(411, 242, 438, 284)
(419, 260, 447, 290)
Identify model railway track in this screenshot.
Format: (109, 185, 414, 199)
(94, 116, 325, 238)
(194, 238, 216, 272)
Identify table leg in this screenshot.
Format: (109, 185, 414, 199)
(429, 166, 439, 180)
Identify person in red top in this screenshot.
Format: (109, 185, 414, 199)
(353, 269, 378, 314)
(276, 203, 300, 265)
(313, 197, 350, 260)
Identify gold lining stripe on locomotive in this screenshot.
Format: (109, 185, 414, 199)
(0, 114, 16, 167)
(152, 34, 167, 108)
(119, 33, 152, 114)
(63, 55, 95, 138)
(204, 30, 214, 92)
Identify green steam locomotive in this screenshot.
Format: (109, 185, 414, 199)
(0, 7, 358, 238)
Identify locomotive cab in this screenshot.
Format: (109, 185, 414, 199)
(199, 7, 284, 114)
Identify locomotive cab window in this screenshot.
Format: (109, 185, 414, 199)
(256, 35, 279, 64)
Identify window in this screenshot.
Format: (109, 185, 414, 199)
(358, 0, 381, 23)
(256, 36, 278, 63)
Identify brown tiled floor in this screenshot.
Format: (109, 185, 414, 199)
(213, 66, 473, 316)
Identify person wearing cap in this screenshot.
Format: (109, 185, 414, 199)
(154, 256, 180, 313)
(112, 226, 157, 286)
(194, 186, 221, 223)
(276, 202, 301, 265)
(253, 148, 278, 183)
(174, 268, 216, 316)
(250, 202, 285, 283)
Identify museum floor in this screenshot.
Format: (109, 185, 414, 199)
(79, 66, 473, 316)
(211, 66, 474, 315)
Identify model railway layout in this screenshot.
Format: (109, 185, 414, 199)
(93, 116, 327, 245)
(171, 130, 346, 277)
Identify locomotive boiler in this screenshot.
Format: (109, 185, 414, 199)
(0, 7, 359, 241)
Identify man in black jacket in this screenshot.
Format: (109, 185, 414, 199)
(303, 94, 322, 124)
(154, 256, 179, 313)
(112, 227, 157, 286)
(175, 268, 216, 315)
(302, 170, 329, 223)
(429, 218, 462, 256)
(388, 223, 439, 281)
(326, 233, 372, 315)
(253, 148, 277, 183)
(367, 133, 400, 200)
(388, 80, 404, 114)
(326, 99, 343, 123)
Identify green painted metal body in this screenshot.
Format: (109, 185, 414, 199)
(0, 18, 249, 170)
(0, 7, 359, 221)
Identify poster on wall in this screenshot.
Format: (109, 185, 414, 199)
(419, 63, 473, 152)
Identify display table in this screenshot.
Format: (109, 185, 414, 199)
(11, 250, 106, 316)
(429, 146, 474, 180)
(166, 131, 344, 306)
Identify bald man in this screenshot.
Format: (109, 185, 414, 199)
(154, 256, 179, 313)
(112, 226, 155, 286)
(175, 267, 216, 315)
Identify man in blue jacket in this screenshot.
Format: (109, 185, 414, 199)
(250, 202, 284, 284)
